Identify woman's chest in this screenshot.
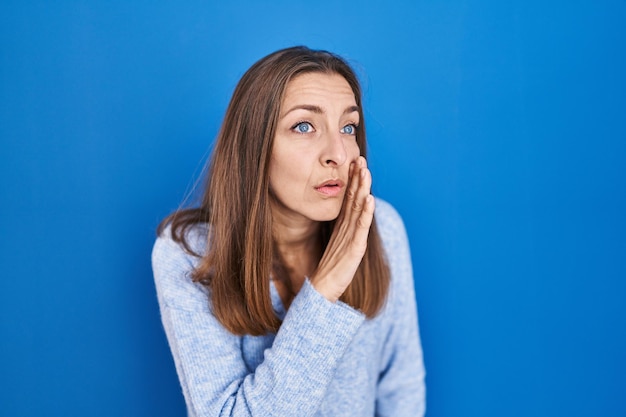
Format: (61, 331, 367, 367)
(240, 317, 387, 415)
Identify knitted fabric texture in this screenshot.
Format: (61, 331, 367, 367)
(152, 199, 426, 416)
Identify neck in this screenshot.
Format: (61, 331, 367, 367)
(273, 218, 321, 270)
(271, 202, 323, 291)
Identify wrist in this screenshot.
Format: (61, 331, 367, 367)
(310, 276, 343, 303)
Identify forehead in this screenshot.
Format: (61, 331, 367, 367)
(282, 72, 356, 107)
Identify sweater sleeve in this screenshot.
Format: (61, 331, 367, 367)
(151, 229, 365, 417)
(374, 201, 426, 417)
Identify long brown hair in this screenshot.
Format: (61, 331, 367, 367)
(158, 46, 390, 335)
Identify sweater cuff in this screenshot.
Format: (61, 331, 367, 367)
(273, 279, 365, 359)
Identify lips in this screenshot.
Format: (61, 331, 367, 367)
(314, 179, 345, 197)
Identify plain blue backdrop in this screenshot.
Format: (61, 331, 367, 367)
(1, 1, 625, 416)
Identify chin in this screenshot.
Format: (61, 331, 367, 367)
(314, 214, 340, 222)
(311, 204, 342, 222)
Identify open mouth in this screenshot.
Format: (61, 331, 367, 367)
(315, 180, 344, 196)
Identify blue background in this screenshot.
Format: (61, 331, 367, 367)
(1, 1, 624, 416)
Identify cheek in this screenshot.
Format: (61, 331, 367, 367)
(347, 140, 361, 160)
(269, 149, 308, 189)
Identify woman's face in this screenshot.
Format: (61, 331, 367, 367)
(269, 72, 361, 225)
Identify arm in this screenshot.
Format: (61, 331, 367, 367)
(374, 201, 426, 417)
(153, 234, 365, 417)
(153, 157, 375, 416)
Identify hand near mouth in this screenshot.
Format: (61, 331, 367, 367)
(310, 156, 375, 302)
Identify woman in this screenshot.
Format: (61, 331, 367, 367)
(152, 46, 425, 416)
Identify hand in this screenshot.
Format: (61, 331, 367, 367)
(311, 156, 375, 302)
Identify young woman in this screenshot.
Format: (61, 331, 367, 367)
(152, 46, 426, 416)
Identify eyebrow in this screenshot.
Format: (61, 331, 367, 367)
(280, 104, 360, 118)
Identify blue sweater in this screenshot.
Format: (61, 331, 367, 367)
(152, 199, 426, 416)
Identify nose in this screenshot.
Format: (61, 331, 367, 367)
(320, 131, 348, 167)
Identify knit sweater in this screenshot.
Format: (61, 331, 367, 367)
(152, 199, 426, 416)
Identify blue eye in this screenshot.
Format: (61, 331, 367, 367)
(341, 124, 357, 135)
(293, 122, 313, 133)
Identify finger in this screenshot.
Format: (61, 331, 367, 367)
(351, 194, 375, 256)
(347, 159, 360, 203)
(356, 162, 372, 203)
(350, 158, 372, 220)
(339, 158, 361, 222)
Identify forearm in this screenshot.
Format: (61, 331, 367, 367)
(161, 279, 365, 417)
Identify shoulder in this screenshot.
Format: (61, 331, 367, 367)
(152, 222, 209, 264)
(374, 198, 410, 255)
(374, 198, 415, 302)
(374, 198, 405, 230)
(151, 222, 211, 311)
